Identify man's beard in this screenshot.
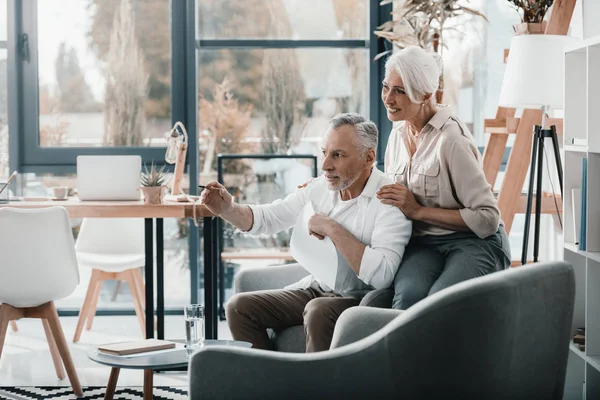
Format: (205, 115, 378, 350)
(326, 171, 360, 192)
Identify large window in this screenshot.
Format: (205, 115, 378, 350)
(196, 0, 370, 180)
(36, 0, 171, 148)
(19, 0, 173, 168)
(7, 1, 381, 318)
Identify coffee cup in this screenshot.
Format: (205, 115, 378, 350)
(52, 187, 68, 199)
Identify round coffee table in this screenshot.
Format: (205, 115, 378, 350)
(88, 339, 251, 400)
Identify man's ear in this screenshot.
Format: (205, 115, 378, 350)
(365, 148, 376, 165)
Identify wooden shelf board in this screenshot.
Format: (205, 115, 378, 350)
(221, 250, 295, 261)
(483, 117, 563, 135)
(587, 355, 600, 373)
(565, 242, 585, 256)
(587, 252, 600, 264)
(493, 191, 563, 215)
(564, 145, 588, 153)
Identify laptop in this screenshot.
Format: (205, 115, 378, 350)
(77, 156, 142, 201)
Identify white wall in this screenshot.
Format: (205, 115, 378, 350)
(583, 0, 600, 38)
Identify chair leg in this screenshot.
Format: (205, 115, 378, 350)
(0, 305, 10, 360)
(111, 281, 122, 302)
(42, 319, 65, 380)
(0, 305, 24, 361)
(9, 320, 17, 332)
(124, 270, 146, 337)
(86, 277, 103, 331)
(43, 302, 83, 397)
(74, 270, 101, 343)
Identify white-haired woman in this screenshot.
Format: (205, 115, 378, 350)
(376, 46, 511, 310)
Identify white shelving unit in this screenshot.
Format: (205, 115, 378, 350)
(564, 35, 600, 399)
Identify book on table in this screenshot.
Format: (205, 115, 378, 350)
(97, 339, 176, 356)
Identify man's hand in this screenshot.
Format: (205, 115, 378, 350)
(308, 213, 337, 240)
(200, 181, 233, 217)
(376, 183, 422, 220)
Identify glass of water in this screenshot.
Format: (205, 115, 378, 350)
(184, 304, 205, 355)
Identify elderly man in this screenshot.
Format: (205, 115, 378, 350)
(200, 113, 412, 352)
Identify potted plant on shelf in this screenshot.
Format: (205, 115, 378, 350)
(141, 163, 169, 204)
(507, 0, 554, 35)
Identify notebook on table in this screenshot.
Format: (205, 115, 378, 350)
(98, 339, 176, 356)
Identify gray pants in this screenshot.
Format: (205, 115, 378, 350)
(392, 227, 511, 310)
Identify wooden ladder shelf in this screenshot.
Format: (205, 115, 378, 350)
(481, 0, 575, 238)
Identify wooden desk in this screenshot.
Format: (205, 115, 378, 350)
(0, 198, 210, 218)
(0, 199, 217, 340)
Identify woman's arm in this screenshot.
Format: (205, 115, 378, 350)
(445, 138, 500, 238)
(377, 183, 470, 232)
(414, 207, 470, 232)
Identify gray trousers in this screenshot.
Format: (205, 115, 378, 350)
(225, 288, 360, 352)
(392, 226, 511, 310)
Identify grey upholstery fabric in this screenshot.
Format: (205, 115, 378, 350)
(189, 261, 574, 399)
(235, 263, 310, 293)
(234, 263, 394, 353)
(330, 307, 403, 349)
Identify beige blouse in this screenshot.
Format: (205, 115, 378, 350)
(384, 106, 501, 239)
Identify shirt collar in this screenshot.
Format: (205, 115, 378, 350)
(427, 105, 453, 131)
(360, 167, 384, 199)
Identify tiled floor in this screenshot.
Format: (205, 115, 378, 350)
(0, 315, 231, 387)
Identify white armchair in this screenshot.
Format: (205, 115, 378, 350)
(0, 207, 82, 397)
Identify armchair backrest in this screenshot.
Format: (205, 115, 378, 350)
(0, 207, 80, 307)
(358, 261, 574, 399)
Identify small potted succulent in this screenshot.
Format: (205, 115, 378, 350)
(141, 163, 169, 204)
(507, 0, 554, 35)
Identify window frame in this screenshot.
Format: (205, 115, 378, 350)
(15, 0, 187, 173)
(196, 0, 392, 169)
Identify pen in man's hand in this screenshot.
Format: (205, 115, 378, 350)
(199, 185, 221, 190)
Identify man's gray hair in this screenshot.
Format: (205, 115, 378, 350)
(328, 113, 378, 156)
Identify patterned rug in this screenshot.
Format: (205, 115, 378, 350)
(0, 387, 188, 400)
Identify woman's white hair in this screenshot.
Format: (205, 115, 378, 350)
(385, 46, 443, 105)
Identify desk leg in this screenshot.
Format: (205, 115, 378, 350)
(156, 218, 164, 340)
(143, 369, 153, 400)
(104, 367, 120, 400)
(144, 218, 154, 339)
(203, 217, 217, 340)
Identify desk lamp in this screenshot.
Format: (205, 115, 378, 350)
(164, 121, 188, 200)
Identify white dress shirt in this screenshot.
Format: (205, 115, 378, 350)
(247, 167, 412, 292)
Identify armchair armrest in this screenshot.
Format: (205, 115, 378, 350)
(188, 341, 393, 400)
(234, 263, 310, 293)
(330, 306, 404, 349)
(359, 288, 393, 308)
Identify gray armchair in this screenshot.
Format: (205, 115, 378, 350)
(189, 261, 574, 399)
(233, 263, 393, 353)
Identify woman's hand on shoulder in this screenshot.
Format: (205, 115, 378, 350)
(376, 183, 422, 220)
